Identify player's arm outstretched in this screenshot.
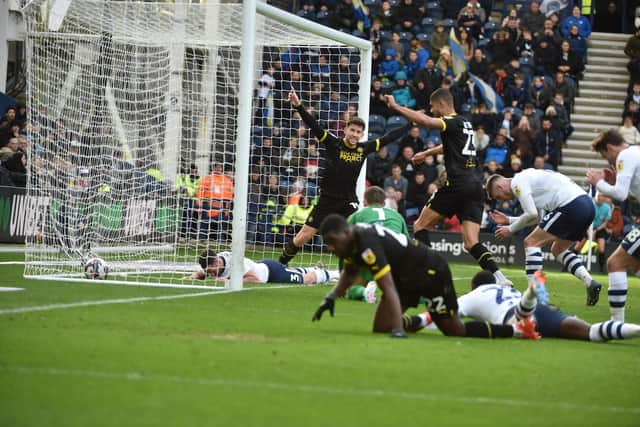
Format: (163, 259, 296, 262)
(288, 87, 327, 142)
(587, 165, 631, 201)
(384, 94, 444, 130)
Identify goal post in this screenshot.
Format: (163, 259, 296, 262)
(22, 0, 372, 289)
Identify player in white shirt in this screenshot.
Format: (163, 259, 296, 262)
(456, 270, 640, 342)
(186, 250, 339, 284)
(486, 169, 602, 306)
(586, 129, 640, 321)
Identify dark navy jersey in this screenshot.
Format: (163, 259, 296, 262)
(296, 105, 410, 200)
(440, 115, 482, 188)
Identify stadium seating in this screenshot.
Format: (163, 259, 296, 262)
(296, 9, 316, 21)
(483, 21, 500, 39)
(416, 32, 430, 43)
(386, 115, 409, 132)
(442, 18, 455, 31)
(378, 30, 392, 42)
(421, 17, 436, 34)
(368, 114, 387, 134)
(425, 2, 444, 19)
(315, 10, 332, 27)
(398, 31, 413, 42)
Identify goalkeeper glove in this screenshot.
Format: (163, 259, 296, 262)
(312, 292, 337, 321)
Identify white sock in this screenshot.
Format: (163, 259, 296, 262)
(525, 246, 543, 282)
(327, 269, 340, 281)
(608, 271, 628, 322)
(516, 283, 537, 319)
(557, 249, 592, 286)
(309, 268, 328, 284)
(589, 321, 640, 342)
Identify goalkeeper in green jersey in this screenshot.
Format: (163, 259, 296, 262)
(348, 186, 410, 238)
(346, 186, 410, 302)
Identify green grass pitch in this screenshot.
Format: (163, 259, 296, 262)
(0, 251, 639, 427)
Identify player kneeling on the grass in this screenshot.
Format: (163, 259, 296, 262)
(486, 169, 603, 306)
(458, 270, 640, 342)
(185, 250, 339, 285)
(312, 214, 540, 340)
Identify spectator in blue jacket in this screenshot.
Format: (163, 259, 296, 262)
(567, 25, 588, 57)
(403, 50, 421, 82)
(391, 71, 416, 108)
(484, 132, 509, 170)
(377, 49, 401, 80)
(561, 5, 592, 38)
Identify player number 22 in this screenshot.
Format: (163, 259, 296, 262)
(424, 296, 446, 313)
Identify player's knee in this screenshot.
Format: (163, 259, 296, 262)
(607, 255, 625, 272)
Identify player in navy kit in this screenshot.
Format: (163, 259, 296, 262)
(384, 89, 511, 286)
(278, 88, 411, 266)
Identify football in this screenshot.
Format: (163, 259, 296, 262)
(84, 257, 109, 280)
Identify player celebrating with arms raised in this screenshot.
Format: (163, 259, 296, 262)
(384, 89, 511, 286)
(278, 88, 410, 266)
(586, 129, 640, 321)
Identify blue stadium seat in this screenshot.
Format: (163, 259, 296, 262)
(386, 115, 409, 132)
(388, 0, 399, 6)
(426, 135, 441, 146)
(416, 32, 430, 43)
(484, 21, 500, 39)
(542, 75, 553, 86)
(296, 9, 316, 21)
(368, 132, 383, 141)
(368, 115, 387, 134)
(352, 29, 367, 39)
(418, 127, 429, 141)
(386, 142, 400, 159)
(378, 30, 392, 42)
(398, 31, 413, 42)
(381, 80, 396, 90)
(315, 10, 332, 26)
(421, 17, 435, 34)
(442, 18, 455, 30)
(460, 103, 472, 114)
(425, 2, 444, 19)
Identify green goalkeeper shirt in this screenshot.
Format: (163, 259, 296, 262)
(346, 206, 409, 281)
(348, 206, 409, 237)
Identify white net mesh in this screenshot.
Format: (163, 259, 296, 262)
(23, 1, 367, 286)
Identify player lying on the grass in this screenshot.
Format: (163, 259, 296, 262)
(384, 90, 512, 287)
(311, 214, 539, 339)
(455, 270, 640, 342)
(184, 250, 339, 284)
(486, 169, 602, 306)
(587, 129, 640, 322)
(278, 87, 411, 267)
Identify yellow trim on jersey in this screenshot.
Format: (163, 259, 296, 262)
(438, 118, 446, 131)
(485, 321, 493, 338)
(375, 139, 380, 151)
(319, 131, 328, 143)
(373, 264, 391, 281)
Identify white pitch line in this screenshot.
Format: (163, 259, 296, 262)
(2, 365, 638, 415)
(0, 284, 301, 315)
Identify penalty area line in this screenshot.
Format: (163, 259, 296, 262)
(2, 365, 639, 415)
(0, 284, 300, 315)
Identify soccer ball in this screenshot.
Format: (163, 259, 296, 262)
(84, 257, 109, 280)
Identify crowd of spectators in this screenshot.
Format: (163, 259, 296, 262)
(236, 0, 598, 242)
(0, 105, 28, 187)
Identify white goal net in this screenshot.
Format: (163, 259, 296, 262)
(22, 0, 371, 287)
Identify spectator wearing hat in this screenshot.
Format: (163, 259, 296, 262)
(394, 0, 421, 34)
(391, 71, 416, 108)
(429, 21, 449, 63)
